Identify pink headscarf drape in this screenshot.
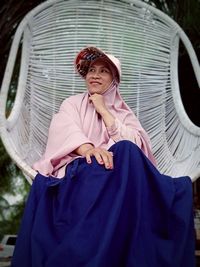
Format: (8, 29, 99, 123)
(33, 80, 156, 178)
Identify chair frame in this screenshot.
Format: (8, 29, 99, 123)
(0, 0, 199, 183)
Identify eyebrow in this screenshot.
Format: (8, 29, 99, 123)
(89, 64, 110, 69)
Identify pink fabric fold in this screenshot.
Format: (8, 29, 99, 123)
(33, 81, 156, 177)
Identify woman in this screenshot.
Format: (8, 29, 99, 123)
(12, 47, 195, 267)
(32, 46, 156, 178)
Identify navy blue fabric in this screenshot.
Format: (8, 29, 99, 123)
(12, 141, 195, 267)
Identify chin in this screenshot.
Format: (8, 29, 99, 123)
(89, 89, 102, 95)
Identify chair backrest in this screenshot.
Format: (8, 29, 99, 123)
(0, 0, 200, 181)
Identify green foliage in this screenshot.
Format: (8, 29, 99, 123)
(0, 139, 18, 195)
(0, 0, 45, 85)
(0, 138, 30, 239)
(0, 0, 43, 239)
(147, 0, 200, 51)
(146, 0, 200, 127)
(0, 198, 27, 239)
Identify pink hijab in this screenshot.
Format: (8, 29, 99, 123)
(33, 47, 156, 177)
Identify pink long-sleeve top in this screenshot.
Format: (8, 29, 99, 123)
(33, 82, 156, 178)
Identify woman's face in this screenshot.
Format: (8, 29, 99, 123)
(85, 59, 113, 95)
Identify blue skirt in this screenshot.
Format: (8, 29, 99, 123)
(11, 141, 195, 267)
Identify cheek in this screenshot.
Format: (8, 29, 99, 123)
(106, 73, 113, 83)
(85, 76, 90, 87)
(85, 82, 90, 90)
(105, 77, 113, 86)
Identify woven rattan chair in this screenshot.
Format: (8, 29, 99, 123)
(0, 0, 199, 183)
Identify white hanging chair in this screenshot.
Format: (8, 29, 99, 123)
(0, 0, 199, 184)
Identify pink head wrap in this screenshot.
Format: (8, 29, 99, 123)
(33, 47, 155, 177)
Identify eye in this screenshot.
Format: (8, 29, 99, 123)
(101, 68, 110, 73)
(88, 67, 95, 72)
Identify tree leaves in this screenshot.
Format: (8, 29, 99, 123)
(147, 0, 200, 51)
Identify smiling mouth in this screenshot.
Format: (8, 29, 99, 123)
(90, 81, 102, 85)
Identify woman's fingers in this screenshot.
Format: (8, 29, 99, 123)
(99, 151, 113, 169)
(85, 148, 114, 169)
(85, 153, 92, 164)
(89, 94, 106, 115)
(93, 151, 104, 165)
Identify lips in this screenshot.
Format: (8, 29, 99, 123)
(90, 80, 102, 85)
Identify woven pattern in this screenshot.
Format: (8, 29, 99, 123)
(0, 0, 200, 181)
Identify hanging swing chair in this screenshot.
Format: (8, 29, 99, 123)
(0, 0, 199, 183)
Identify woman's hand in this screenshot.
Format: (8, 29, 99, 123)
(84, 147, 114, 169)
(89, 93, 107, 115)
(89, 93, 115, 128)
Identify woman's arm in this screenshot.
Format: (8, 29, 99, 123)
(89, 93, 156, 165)
(74, 143, 94, 156)
(89, 93, 115, 126)
(89, 93, 137, 143)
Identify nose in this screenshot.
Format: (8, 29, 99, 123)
(92, 70, 100, 79)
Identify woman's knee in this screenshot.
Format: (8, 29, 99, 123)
(109, 140, 139, 154)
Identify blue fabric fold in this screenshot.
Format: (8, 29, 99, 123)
(11, 140, 195, 267)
